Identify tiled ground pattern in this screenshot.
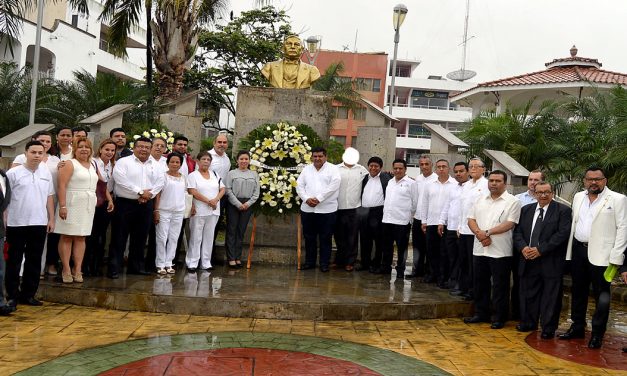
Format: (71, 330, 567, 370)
(1, 304, 626, 376)
(99, 348, 384, 376)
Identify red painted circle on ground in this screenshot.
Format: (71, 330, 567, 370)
(100, 347, 383, 375)
(525, 332, 627, 370)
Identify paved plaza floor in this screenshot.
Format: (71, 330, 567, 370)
(1, 264, 626, 375)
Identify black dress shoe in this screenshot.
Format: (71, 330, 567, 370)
(0, 305, 15, 316)
(449, 289, 463, 296)
(320, 265, 329, 272)
(404, 272, 418, 279)
(588, 335, 603, 349)
(461, 293, 473, 301)
(491, 321, 505, 329)
(516, 323, 537, 332)
(108, 272, 119, 279)
(301, 264, 315, 270)
(187, 267, 197, 273)
(19, 297, 43, 306)
(463, 316, 489, 324)
(7, 299, 17, 308)
(437, 282, 449, 289)
(355, 265, 368, 272)
(368, 266, 378, 273)
(541, 331, 555, 339)
(558, 328, 585, 340)
(423, 275, 436, 283)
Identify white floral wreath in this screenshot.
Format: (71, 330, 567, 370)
(129, 129, 175, 151)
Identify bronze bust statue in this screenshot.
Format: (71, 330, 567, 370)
(261, 35, 321, 89)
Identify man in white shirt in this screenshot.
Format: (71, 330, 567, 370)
(5, 141, 55, 308)
(457, 158, 489, 300)
(464, 170, 521, 329)
(146, 137, 170, 272)
(407, 155, 437, 278)
(358, 157, 392, 273)
(296, 147, 341, 272)
(420, 159, 456, 286)
(515, 170, 544, 207)
(440, 162, 469, 293)
(333, 148, 368, 271)
(209, 134, 231, 254)
(376, 159, 416, 277)
(108, 137, 165, 278)
(558, 167, 626, 349)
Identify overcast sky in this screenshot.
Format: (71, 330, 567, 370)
(231, 0, 627, 83)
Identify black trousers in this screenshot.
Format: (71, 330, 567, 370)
(5, 226, 47, 300)
(510, 254, 521, 320)
(301, 211, 336, 268)
(45, 232, 60, 267)
(381, 223, 411, 275)
(358, 206, 384, 269)
(333, 208, 359, 266)
(445, 230, 461, 288)
(108, 197, 153, 275)
(85, 204, 112, 276)
(145, 222, 157, 272)
(458, 234, 475, 294)
(473, 255, 512, 322)
(570, 240, 611, 336)
(519, 261, 563, 333)
(225, 200, 253, 261)
(411, 219, 427, 275)
(426, 225, 447, 283)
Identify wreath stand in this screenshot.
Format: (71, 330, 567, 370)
(245, 214, 302, 270)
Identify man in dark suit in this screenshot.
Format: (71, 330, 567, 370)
(513, 181, 572, 339)
(0, 168, 13, 315)
(357, 157, 392, 272)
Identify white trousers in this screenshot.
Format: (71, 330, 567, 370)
(155, 210, 184, 268)
(186, 215, 219, 269)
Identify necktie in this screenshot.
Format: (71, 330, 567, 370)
(530, 207, 544, 247)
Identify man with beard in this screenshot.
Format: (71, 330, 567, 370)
(558, 167, 626, 349)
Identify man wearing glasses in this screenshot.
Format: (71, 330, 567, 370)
(558, 167, 626, 349)
(513, 182, 572, 339)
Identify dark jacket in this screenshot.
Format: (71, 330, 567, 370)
(0, 169, 11, 238)
(361, 171, 393, 202)
(513, 200, 572, 277)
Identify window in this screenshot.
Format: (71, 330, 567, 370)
(335, 106, 349, 119)
(410, 90, 449, 109)
(353, 107, 366, 121)
(408, 121, 432, 138)
(330, 135, 346, 146)
(372, 79, 381, 92)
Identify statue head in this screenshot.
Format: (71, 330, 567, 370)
(282, 35, 303, 60)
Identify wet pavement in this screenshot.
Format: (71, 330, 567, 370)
(36, 265, 472, 320)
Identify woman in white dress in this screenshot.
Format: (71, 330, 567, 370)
(10, 130, 61, 276)
(153, 153, 187, 274)
(186, 151, 225, 272)
(55, 138, 110, 283)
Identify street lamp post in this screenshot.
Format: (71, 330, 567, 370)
(305, 35, 322, 65)
(388, 4, 408, 115)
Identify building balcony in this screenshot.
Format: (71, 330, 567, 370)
(387, 103, 472, 122)
(95, 49, 144, 81)
(395, 134, 431, 150)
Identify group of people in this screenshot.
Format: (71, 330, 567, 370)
(297, 149, 625, 350)
(0, 127, 260, 316)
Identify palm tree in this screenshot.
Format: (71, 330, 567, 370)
(37, 69, 155, 127)
(99, 0, 227, 98)
(152, 0, 228, 99)
(312, 61, 361, 113)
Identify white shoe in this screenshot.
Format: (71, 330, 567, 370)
(157, 268, 167, 275)
(166, 267, 175, 274)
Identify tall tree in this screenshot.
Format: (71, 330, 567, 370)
(186, 5, 292, 122)
(312, 61, 361, 111)
(152, 0, 228, 99)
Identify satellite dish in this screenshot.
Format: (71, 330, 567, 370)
(342, 147, 360, 165)
(447, 69, 477, 81)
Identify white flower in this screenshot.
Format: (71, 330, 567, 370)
(133, 135, 141, 140)
(278, 208, 283, 213)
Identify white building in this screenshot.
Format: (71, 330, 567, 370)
(385, 58, 475, 177)
(0, 0, 146, 81)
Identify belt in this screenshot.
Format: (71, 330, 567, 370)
(575, 239, 588, 248)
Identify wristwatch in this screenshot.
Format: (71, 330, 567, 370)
(485, 229, 490, 237)
(138, 190, 144, 196)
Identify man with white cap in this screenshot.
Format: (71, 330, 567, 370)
(333, 147, 368, 271)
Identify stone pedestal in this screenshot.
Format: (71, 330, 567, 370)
(233, 86, 333, 153)
(354, 126, 397, 170)
(159, 114, 203, 153)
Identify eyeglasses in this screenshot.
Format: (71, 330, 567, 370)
(468, 165, 484, 169)
(585, 177, 605, 182)
(535, 191, 553, 196)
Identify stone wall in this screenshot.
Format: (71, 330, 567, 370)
(233, 86, 333, 153)
(354, 127, 397, 170)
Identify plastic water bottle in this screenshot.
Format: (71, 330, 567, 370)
(604, 264, 619, 282)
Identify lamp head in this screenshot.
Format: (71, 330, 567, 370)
(306, 36, 320, 54)
(393, 4, 408, 30)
